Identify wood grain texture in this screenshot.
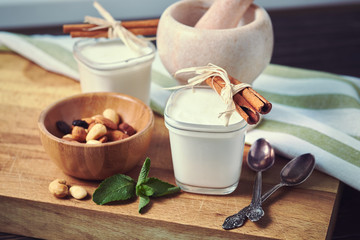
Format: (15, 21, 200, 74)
(0, 52, 339, 239)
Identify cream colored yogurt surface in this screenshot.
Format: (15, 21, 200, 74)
(80, 42, 144, 64)
(167, 87, 243, 126)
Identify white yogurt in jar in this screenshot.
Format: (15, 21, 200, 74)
(165, 86, 248, 195)
(80, 42, 141, 63)
(74, 39, 155, 104)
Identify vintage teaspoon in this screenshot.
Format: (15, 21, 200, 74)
(223, 153, 316, 230)
(246, 138, 275, 222)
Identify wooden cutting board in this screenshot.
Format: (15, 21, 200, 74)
(0, 52, 340, 240)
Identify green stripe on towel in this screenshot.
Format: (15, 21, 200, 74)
(0, 45, 10, 51)
(264, 64, 360, 95)
(256, 91, 360, 110)
(256, 119, 360, 167)
(18, 34, 78, 72)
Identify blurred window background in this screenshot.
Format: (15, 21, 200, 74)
(0, 0, 358, 29)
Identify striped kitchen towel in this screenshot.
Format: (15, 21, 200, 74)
(1, 32, 359, 191)
(248, 65, 360, 191)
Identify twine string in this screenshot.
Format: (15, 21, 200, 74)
(84, 1, 148, 52)
(172, 63, 251, 126)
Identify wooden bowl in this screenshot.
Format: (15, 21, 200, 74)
(38, 92, 154, 180)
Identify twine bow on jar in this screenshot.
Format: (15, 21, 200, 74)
(172, 64, 252, 126)
(84, 1, 148, 52)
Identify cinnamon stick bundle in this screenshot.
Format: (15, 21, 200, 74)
(229, 75, 272, 114)
(63, 19, 159, 38)
(68, 27, 157, 38)
(205, 76, 272, 125)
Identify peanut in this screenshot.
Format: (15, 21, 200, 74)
(57, 108, 134, 144)
(49, 179, 68, 198)
(69, 185, 87, 200)
(62, 134, 76, 142)
(72, 126, 87, 142)
(62, 134, 73, 139)
(103, 108, 120, 125)
(86, 123, 107, 141)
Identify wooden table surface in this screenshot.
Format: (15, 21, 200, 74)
(0, 51, 340, 239)
(1, 3, 360, 240)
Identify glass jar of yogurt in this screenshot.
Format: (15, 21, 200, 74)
(164, 86, 248, 195)
(73, 38, 155, 104)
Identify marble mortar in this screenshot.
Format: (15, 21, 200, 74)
(157, 0, 274, 84)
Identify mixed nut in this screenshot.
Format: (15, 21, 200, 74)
(56, 108, 136, 144)
(48, 179, 88, 200)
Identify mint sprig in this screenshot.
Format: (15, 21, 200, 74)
(93, 174, 136, 205)
(93, 157, 181, 213)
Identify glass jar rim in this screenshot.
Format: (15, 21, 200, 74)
(73, 38, 156, 71)
(164, 86, 248, 133)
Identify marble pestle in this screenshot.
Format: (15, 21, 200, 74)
(195, 0, 254, 29)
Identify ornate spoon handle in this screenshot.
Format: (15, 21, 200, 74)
(246, 171, 265, 222)
(222, 205, 250, 230)
(223, 182, 285, 230)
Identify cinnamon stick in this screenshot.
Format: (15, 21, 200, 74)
(63, 18, 159, 37)
(205, 76, 260, 124)
(63, 24, 98, 33)
(69, 27, 157, 38)
(228, 75, 272, 114)
(121, 19, 159, 29)
(70, 31, 108, 38)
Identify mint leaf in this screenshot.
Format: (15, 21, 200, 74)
(93, 157, 181, 213)
(136, 184, 155, 197)
(138, 195, 150, 213)
(93, 174, 136, 205)
(143, 177, 181, 197)
(137, 157, 151, 186)
(136, 157, 151, 196)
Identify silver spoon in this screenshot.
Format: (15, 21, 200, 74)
(246, 138, 275, 222)
(223, 153, 316, 230)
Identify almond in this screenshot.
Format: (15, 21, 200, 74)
(106, 130, 129, 141)
(98, 135, 108, 143)
(119, 122, 136, 136)
(95, 116, 118, 130)
(103, 108, 120, 125)
(62, 134, 77, 142)
(69, 185, 87, 200)
(86, 123, 107, 141)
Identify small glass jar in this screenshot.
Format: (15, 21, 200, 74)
(164, 86, 248, 195)
(73, 38, 155, 104)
